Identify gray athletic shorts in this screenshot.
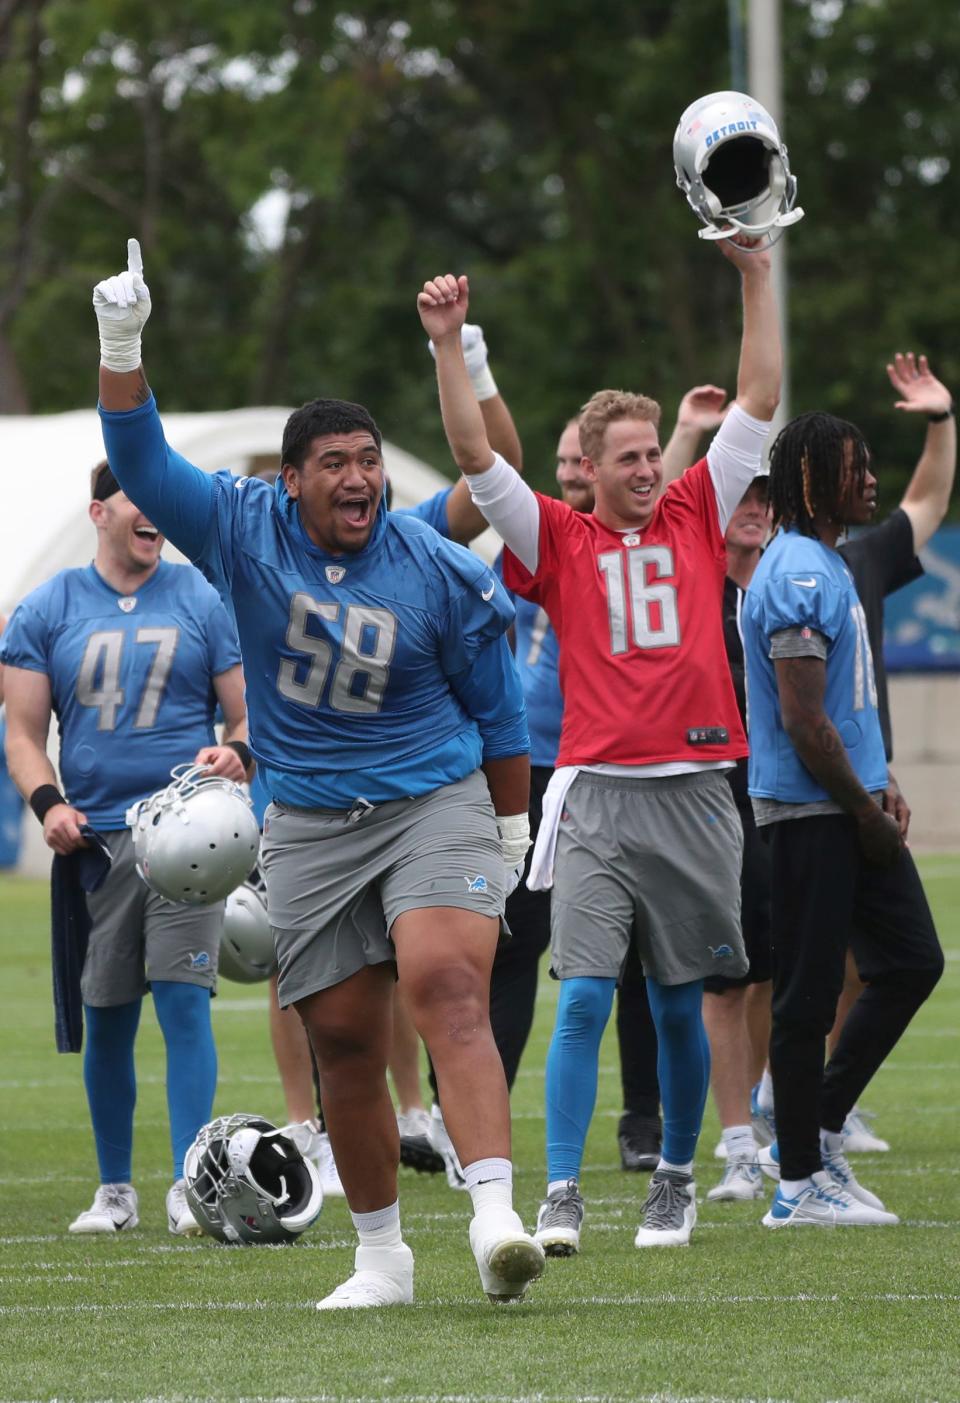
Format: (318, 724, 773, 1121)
(550, 769, 747, 985)
(82, 829, 224, 1006)
(262, 770, 504, 1008)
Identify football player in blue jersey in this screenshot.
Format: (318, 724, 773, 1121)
(742, 408, 946, 1229)
(92, 240, 544, 1309)
(1, 459, 250, 1237)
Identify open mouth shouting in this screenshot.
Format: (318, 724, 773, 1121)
(336, 495, 373, 532)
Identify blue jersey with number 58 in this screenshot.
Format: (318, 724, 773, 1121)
(100, 397, 527, 809)
(742, 527, 887, 804)
(0, 561, 240, 827)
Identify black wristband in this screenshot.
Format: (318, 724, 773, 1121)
(927, 404, 953, 423)
(30, 784, 67, 824)
(225, 740, 253, 772)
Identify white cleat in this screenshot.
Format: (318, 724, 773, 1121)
(470, 1208, 545, 1304)
(282, 1120, 345, 1198)
(166, 1178, 203, 1236)
(634, 1170, 697, 1247)
(69, 1183, 139, 1234)
(316, 1243, 414, 1310)
(427, 1104, 467, 1191)
(841, 1107, 890, 1153)
(762, 1171, 899, 1228)
(706, 1154, 765, 1202)
(713, 1138, 728, 1160)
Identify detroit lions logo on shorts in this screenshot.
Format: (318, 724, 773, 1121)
(188, 951, 211, 970)
(708, 944, 734, 959)
(464, 874, 488, 894)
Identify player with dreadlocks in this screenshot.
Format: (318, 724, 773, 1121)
(741, 401, 947, 1229)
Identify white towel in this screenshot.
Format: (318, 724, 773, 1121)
(526, 766, 580, 891)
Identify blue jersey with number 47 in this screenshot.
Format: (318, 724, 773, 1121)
(100, 397, 527, 809)
(0, 561, 240, 827)
(742, 527, 887, 804)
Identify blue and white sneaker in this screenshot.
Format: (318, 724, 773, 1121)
(821, 1145, 889, 1212)
(841, 1107, 890, 1153)
(757, 1140, 780, 1182)
(750, 1083, 776, 1148)
(762, 1172, 898, 1228)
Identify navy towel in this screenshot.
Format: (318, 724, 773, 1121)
(50, 827, 113, 1053)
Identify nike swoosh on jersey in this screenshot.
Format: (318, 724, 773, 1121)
(789, 577, 818, 588)
(481, 582, 495, 601)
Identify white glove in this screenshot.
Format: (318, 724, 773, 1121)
(93, 238, 151, 372)
(428, 322, 499, 401)
(497, 812, 531, 898)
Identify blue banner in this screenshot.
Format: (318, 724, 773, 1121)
(884, 525, 960, 672)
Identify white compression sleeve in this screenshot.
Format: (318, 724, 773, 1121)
(465, 454, 541, 573)
(706, 403, 773, 532)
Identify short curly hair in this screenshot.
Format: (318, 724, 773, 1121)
(578, 389, 661, 462)
(281, 398, 382, 471)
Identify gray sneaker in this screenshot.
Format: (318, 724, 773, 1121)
(534, 1180, 584, 1257)
(634, 1169, 696, 1247)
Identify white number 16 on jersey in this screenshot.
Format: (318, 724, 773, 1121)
(598, 546, 681, 654)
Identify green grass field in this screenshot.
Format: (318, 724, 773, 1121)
(1, 858, 958, 1403)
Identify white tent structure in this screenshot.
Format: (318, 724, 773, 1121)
(1, 407, 499, 875)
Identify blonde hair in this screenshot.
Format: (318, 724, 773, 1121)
(578, 389, 661, 462)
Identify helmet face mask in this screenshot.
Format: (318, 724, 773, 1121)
(673, 90, 804, 245)
(184, 1113, 323, 1244)
(126, 764, 261, 905)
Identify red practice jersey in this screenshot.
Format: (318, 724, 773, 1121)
(503, 460, 746, 768)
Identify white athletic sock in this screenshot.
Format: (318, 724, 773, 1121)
(547, 1177, 577, 1197)
(657, 1158, 693, 1176)
(722, 1124, 756, 1160)
(463, 1158, 513, 1215)
(780, 1176, 814, 1199)
(351, 1200, 403, 1250)
(757, 1068, 775, 1114)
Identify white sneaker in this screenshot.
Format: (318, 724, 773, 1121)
(706, 1153, 765, 1202)
(282, 1121, 346, 1198)
(315, 1243, 414, 1310)
(69, 1183, 139, 1234)
(821, 1146, 889, 1212)
(166, 1178, 202, 1236)
(469, 1208, 545, 1304)
(763, 1172, 899, 1228)
(757, 1143, 781, 1181)
(427, 1104, 467, 1190)
(841, 1107, 891, 1153)
(713, 1138, 728, 1160)
(634, 1170, 697, 1247)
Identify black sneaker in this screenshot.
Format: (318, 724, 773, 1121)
(397, 1109, 445, 1174)
(618, 1112, 662, 1172)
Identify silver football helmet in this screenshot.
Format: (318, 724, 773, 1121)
(184, 1113, 323, 1244)
(673, 90, 804, 244)
(219, 864, 276, 984)
(126, 763, 260, 905)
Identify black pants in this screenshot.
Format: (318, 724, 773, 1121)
(768, 814, 943, 1182)
(616, 938, 661, 1118)
(429, 764, 553, 1098)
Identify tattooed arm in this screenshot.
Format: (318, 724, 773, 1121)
(774, 654, 902, 865)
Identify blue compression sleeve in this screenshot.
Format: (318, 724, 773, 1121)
(544, 977, 616, 1185)
(83, 1000, 142, 1184)
(99, 395, 216, 562)
(151, 981, 217, 1180)
(645, 977, 710, 1166)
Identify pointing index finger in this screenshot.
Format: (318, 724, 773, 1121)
(127, 238, 143, 276)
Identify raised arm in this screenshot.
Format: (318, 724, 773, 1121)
(419, 273, 540, 571)
(427, 321, 525, 544)
(888, 352, 956, 551)
(93, 240, 216, 562)
(660, 385, 730, 485)
(719, 239, 781, 423)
